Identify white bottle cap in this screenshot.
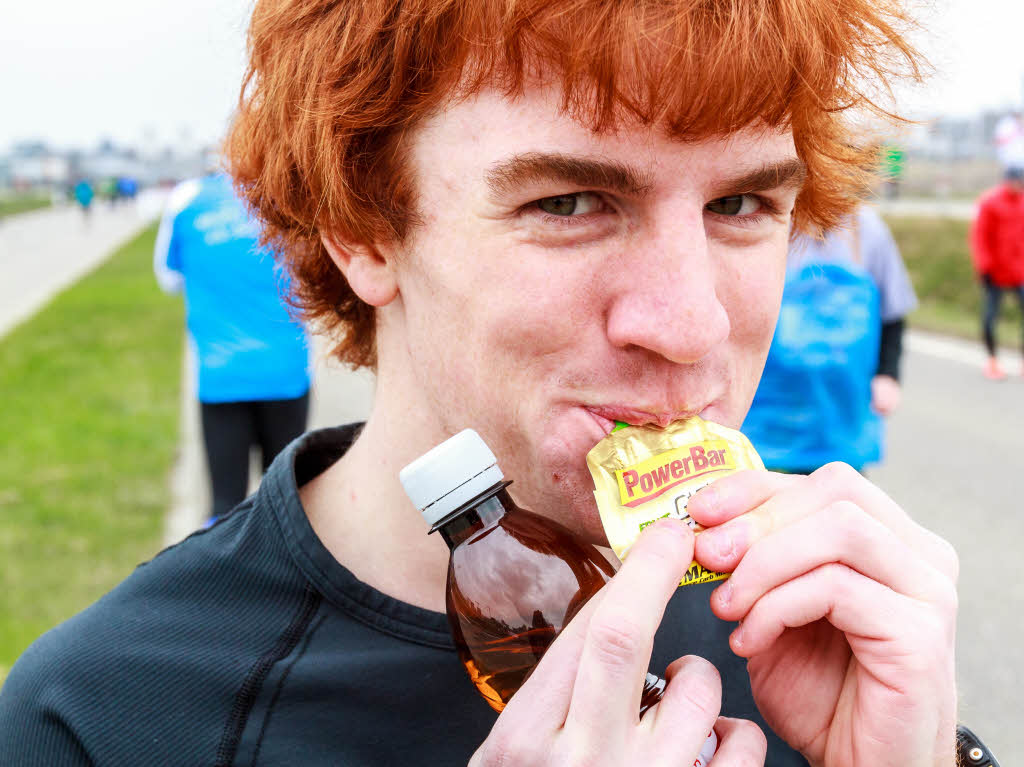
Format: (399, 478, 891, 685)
(399, 429, 505, 527)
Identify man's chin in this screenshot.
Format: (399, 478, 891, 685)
(503, 409, 613, 541)
(526, 467, 609, 543)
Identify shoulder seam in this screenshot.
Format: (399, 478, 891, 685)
(214, 585, 322, 767)
(249, 613, 328, 766)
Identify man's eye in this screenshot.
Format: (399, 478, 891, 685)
(706, 195, 762, 216)
(536, 192, 602, 216)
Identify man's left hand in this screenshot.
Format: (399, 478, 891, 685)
(688, 466, 958, 767)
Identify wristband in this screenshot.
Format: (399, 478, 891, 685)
(957, 725, 1001, 767)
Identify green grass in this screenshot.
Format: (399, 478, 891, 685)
(885, 216, 1022, 347)
(0, 194, 52, 219)
(0, 224, 182, 680)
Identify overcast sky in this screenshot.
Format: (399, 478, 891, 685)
(2, 0, 1023, 153)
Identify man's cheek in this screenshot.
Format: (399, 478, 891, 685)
(725, 301, 777, 351)
(486, 304, 571, 360)
(725, 266, 784, 345)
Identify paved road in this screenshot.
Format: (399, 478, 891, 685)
(163, 339, 375, 542)
(0, 203, 152, 338)
(873, 331, 1022, 762)
(877, 198, 976, 220)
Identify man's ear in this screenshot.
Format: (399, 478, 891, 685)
(321, 234, 399, 307)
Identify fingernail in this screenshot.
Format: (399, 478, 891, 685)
(717, 530, 736, 559)
(691, 484, 718, 514)
(654, 518, 692, 540)
(731, 623, 744, 649)
(702, 528, 735, 559)
(716, 579, 733, 607)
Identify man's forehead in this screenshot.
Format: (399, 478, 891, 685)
(418, 87, 798, 188)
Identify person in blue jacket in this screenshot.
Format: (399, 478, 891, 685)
(743, 205, 917, 473)
(72, 178, 94, 218)
(154, 172, 311, 519)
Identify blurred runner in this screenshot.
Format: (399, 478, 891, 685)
(72, 178, 93, 220)
(154, 171, 311, 519)
(116, 176, 138, 201)
(743, 205, 917, 473)
(970, 166, 1024, 379)
(100, 177, 118, 206)
(993, 110, 1024, 172)
(880, 140, 905, 199)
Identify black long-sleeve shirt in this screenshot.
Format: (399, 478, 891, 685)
(0, 425, 808, 766)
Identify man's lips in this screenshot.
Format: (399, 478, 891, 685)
(583, 405, 714, 434)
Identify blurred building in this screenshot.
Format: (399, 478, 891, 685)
(0, 140, 218, 194)
(903, 111, 1006, 161)
(869, 109, 1018, 198)
(5, 142, 70, 191)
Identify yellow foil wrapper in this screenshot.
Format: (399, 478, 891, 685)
(586, 417, 764, 587)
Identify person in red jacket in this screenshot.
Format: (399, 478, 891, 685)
(970, 166, 1024, 378)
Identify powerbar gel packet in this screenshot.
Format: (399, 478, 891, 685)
(586, 416, 763, 586)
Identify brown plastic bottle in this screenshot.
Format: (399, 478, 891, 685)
(400, 429, 666, 714)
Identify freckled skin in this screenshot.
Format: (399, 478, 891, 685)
(371, 85, 796, 541)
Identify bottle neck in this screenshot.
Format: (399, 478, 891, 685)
(436, 486, 516, 550)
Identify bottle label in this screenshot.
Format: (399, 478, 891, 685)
(586, 417, 763, 587)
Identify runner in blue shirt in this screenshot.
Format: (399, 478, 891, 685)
(154, 172, 311, 519)
(743, 205, 918, 473)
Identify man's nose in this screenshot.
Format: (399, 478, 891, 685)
(605, 223, 730, 364)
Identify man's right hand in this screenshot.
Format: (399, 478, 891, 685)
(469, 520, 767, 766)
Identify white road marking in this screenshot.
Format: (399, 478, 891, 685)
(907, 329, 1019, 370)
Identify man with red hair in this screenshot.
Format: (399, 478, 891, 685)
(1, 1, 964, 765)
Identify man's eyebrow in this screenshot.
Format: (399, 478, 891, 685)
(713, 158, 808, 196)
(485, 152, 654, 198)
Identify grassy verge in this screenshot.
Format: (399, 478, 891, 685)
(0, 224, 182, 680)
(0, 194, 52, 219)
(885, 216, 1022, 347)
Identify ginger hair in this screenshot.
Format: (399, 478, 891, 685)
(227, 0, 922, 369)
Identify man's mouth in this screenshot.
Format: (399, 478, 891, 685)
(583, 405, 713, 436)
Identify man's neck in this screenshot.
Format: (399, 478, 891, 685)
(299, 407, 452, 614)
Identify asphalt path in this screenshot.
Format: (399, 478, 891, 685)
(877, 198, 976, 220)
(0, 202, 152, 338)
(872, 331, 1022, 762)
(163, 338, 376, 542)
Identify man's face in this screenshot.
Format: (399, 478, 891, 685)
(383, 85, 802, 541)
